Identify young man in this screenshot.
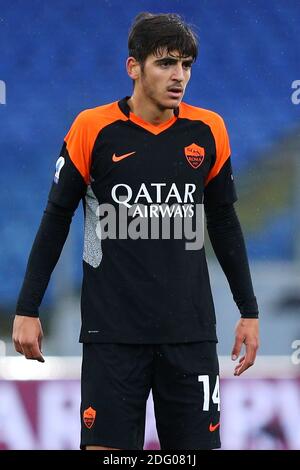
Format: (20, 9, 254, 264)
(13, 13, 259, 450)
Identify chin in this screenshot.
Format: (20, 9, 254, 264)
(160, 97, 182, 109)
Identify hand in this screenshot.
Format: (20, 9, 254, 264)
(12, 315, 45, 363)
(231, 318, 259, 376)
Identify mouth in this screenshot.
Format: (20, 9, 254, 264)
(166, 87, 183, 99)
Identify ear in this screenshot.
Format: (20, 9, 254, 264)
(126, 57, 140, 81)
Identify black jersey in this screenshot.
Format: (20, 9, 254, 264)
(48, 97, 237, 343)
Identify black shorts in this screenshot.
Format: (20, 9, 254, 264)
(80, 341, 221, 450)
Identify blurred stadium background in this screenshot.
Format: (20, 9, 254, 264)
(0, 0, 299, 450)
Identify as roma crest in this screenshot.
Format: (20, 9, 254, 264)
(184, 143, 205, 169)
(83, 406, 96, 429)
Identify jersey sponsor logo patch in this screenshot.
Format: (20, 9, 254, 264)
(184, 143, 205, 169)
(83, 406, 96, 429)
(209, 421, 220, 432)
(112, 151, 136, 162)
(54, 156, 65, 183)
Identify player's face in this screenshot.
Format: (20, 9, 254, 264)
(139, 50, 193, 110)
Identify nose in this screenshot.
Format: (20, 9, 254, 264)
(171, 63, 185, 82)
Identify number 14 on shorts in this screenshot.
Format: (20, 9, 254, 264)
(198, 375, 220, 411)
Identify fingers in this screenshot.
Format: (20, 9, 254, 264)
(14, 341, 24, 356)
(234, 342, 258, 376)
(231, 334, 244, 361)
(234, 355, 245, 376)
(38, 332, 43, 354)
(13, 338, 45, 363)
(232, 318, 259, 376)
(12, 316, 45, 363)
(24, 342, 45, 362)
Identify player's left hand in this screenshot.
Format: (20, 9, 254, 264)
(231, 318, 259, 376)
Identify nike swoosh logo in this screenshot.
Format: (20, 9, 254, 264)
(209, 422, 220, 432)
(112, 151, 136, 162)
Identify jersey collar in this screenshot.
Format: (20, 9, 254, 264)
(118, 96, 179, 135)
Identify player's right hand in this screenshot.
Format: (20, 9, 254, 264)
(12, 315, 45, 362)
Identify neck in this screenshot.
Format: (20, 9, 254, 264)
(127, 92, 175, 125)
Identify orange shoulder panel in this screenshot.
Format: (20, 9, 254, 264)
(179, 102, 231, 186)
(64, 101, 128, 184)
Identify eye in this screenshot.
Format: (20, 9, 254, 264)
(160, 61, 172, 67)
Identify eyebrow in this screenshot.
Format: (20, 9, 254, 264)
(154, 57, 194, 64)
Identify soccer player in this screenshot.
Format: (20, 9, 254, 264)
(12, 13, 259, 450)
